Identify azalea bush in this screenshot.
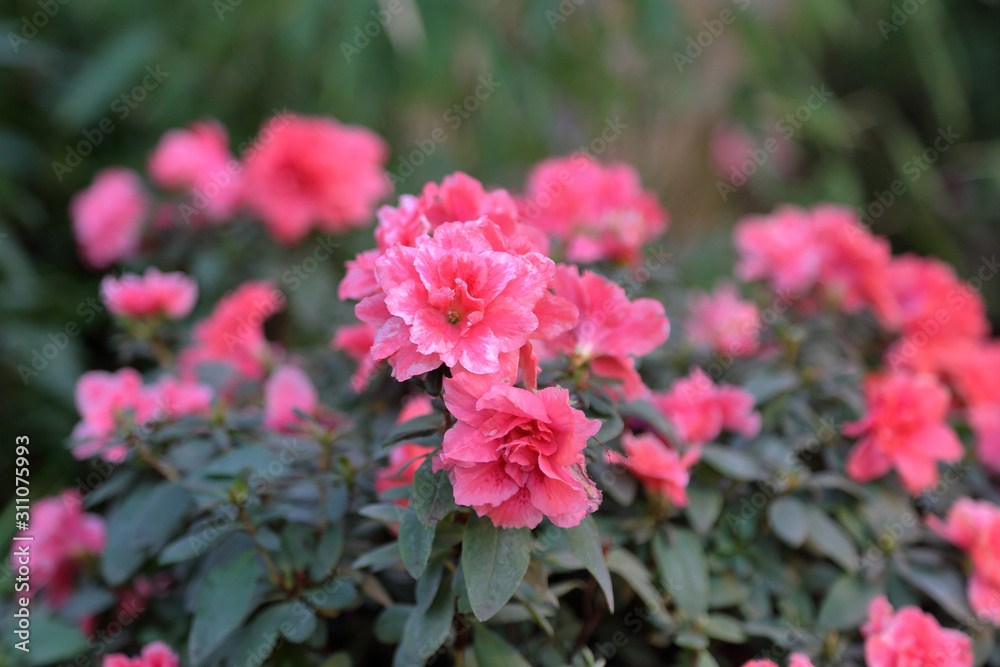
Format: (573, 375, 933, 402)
(4, 111, 1000, 667)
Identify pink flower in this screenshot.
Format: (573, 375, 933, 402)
(241, 113, 390, 244)
(710, 124, 758, 178)
(103, 641, 179, 667)
(947, 343, 1000, 471)
(649, 367, 761, 445)
(520, 153, 667, 265)
(435, 369, 602, 529)
(178, 281, 284, 381)
(545, 265, 669, 400)
(376, 396, 437, 507)
(147, 120, 241, 221)
(339, 172, 544, 301)
(862, 596, 973, 667)
(734, 206, 822, 296)
(929, 499, 1000, 624)
(71, 168, 149, 268)
(883, 255, 989, 376)
(263, 365, 319, 431)
(71, 368, 145, 461)
(100, 268, 198, 320)
(844, 372, 963, 495)
(356, 218, 576, 380)
(139, 375, 214, 423)
(331, 323, 378, 392)
(609, 431, 699, 507)
(741, 656, 814, 667)
(686, 283, 761, 357)
(9, 491, 104, 608)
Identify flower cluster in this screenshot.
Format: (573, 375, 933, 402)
(862, 596, 974, 666)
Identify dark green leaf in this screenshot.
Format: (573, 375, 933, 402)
(817, 574, 880, 630)
(375, 605, 413, 644)
(461, 516, 531, 621)
(685, 487, 724, 535)
(393, 572, 454, 667)
(411, 458, 456, 526)
(606, 548, 669, 620)
(805, 508, 858, 572)
(593, 413, 624, 444)
(742, 370, 799, 402)
(25, 611, 87, 664)
(768, 497, 808, 548)
(700, 445, 763, 481)
(383, 413, 442, 447)
(310, 524, 344, 581)
(474, 625, 532, 667)
(399, 509, 436, 579)
(898, 564, 973, 622)
(352, 542, 402, 571)
(704, 613, 747, 643)
(566, 516, 614, 612)
(653, 527, 709, 618)
(189, 550, 259, 664)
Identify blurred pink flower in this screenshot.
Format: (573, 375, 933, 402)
(609, 431, 699, 507)
(862, 596, 973, 667)
(650, 367, 760, 445)
(9, 491, 104, 608)
(929, 498, 1000, 624)
(741, 655, 814, 667)
(947, 342, 1000, 471)
(331, 322, 379, 392)
(376, 396, 436, 508)
(263, 365, 319, 431)
(241, 113, 390, 244)
(103, 641, 179, 667)
(436, 368, 601, 529)
(686, 282, 760, 357)
(844, 372, 963, 495)
(546, 264, 669, 400)
(138, 375, 213, 423)
(71, 368, 144, 461)
(147, 120, 241, 221)
(520, 153, 667, 265)
(71, 168, 148, 269)
(100, 268, 198, 320)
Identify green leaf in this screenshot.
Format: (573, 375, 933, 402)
(393, 572, 454, 667)
(898, 564, 973, 622)
(653, 527, 709, 618)
(189, 550, 260, 664)
(817, 574, 880, 630)
(461, 516, 531, 621)
(593, 413, 624, 444)
(375, 605, 413, 644)
(700, 445, 763, 481)
(768, 497, 808, 548)
(352, 542, 403, 571)
(704, 613, 747, 643)
(742, 370, 799, 402)
(606, 548, 668, 620)
(302, 577, 358, 613)
(685, 486, 724, 535)
(805, 507, 858, 572)
(411, 457, 456, 526)
(566, 516, 614, 612)
(25, 611, 87, 664)
(103, 481, 191, 584)
(697, 650, 721, 667)
(310, 524, 345, 581)
(383, 413, 442, 447)
(474, 625, 532, 667)
(399, 508, 436, 579)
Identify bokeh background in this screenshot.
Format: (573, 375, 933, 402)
(2, 0, 999, 531)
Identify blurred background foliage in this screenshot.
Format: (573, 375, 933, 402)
(1, 0, 998, 514)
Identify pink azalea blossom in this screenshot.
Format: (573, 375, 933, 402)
(9, 491, 104, 608)
(928, 498, 1000, 623)
(844, 372, 963, 495)
(435, 368, 602, 529)
(862, 596, 973, 667)
(103, 641, 179, 667)
(649, 367, 761, 445)
(734, 206, 822, 296)
(609, 431, 700, 507)
(947, 342, 1000, 471)
(241, 113, 390, 244)
(71, 168, 149, 269)
(178, 281, 284, 381)
(331, 323, 379, 392)
(263, 365, 319, 431)
(545, 265, 669, 400)
(71, 368, 145, 461)
(147, 120, 241, 221)
(138, 375, 213, 423)
(686, 282, 761, 357)
(376, 396, 437, 507)
(100, 268, 198, 320)
(520, 153, 667, 265)
(356, 218, 576, 380)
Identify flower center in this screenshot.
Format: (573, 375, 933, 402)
(446, 310, 460, 324)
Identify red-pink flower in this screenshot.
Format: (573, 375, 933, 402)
(376, 396, 437, 508)
(263, 365, 319, 431)
(734, 206, 822, 296)
(520, 153, 667, 265)
(686, 283, 761, 357)
(356, 218, 576, 380)
(609, 431, 699, 507)
(100, 268, 198, 320)
(741, 656, 814, 667)
(929, 498, 1000, 624)
(148, 120, 241, 221)
(241, 113, 390, 244)
(103, 641, 179, 667)
(9, 491, 104, 608)
(435, 369, 602, 529)
(71, 368, 144, 461)
(331, 323, 379, 392)
(949, 342, 1000, 472)
(138, 375, 214, 423)
(862, 596, 973, 667)
(844, 372, 963, 495)
(650, 367, 760, 445)
(71, 168, 149, 268)
(178, 281, 284, 381)
(545, 265, 669, 400)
